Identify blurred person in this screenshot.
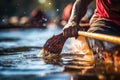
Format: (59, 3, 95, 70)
(25, 8, 48, 28)
(63, 0, 120, 61)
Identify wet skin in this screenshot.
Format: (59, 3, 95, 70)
(43, 33, 68, 54)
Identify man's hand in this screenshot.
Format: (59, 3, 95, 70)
(63, 22, 82, 37)
(42, 33, 68, 55)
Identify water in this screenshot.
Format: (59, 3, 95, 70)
(0, 28, 120, 80)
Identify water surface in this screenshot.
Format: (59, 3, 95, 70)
(0, 28, 120, 80)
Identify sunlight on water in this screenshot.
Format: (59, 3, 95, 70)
(0, 28, 120, 80)
(0, 28, 67, 79)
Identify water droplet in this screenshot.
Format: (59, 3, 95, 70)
(43, 23, 46, 26)
(48, 2, 51, 5)
(24, 12, 26, 14)
(42, 18, 47, 21)
(44, 19, 47, 21)
(2, 19, 5, 22)
(56, 9, 59, 12)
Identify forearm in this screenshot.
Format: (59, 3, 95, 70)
(68, 0, 93, 24)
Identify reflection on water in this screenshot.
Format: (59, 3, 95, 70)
(0, 28, 120, 80)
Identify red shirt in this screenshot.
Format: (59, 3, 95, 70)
(94, 0, 120, 26)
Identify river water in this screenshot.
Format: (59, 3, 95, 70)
(0, 28, 120, 80)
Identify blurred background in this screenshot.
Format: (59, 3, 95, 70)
(0, 0, 76, 28)
(0, 0, 95, 28)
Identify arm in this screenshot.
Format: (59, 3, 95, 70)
(68, 0, 93, 24)
(63, 0, 93, 37)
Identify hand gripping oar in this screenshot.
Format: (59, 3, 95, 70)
(38, 30, 120, 57)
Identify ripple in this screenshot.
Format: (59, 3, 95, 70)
(0, 46, 41, 55)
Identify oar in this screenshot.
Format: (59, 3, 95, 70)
(78, 31, 120, 45)
(39, 30, 120, 57)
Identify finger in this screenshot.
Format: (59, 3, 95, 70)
(43, 38, 53, 48)
(47, 40, 57, 51)
(64, 27, 71, 37)
(50, 44, 59, 54)
(50, 39, 63, 54)
(73, 27, 78, 36)
(47, 38, 60, 52)
(44, 39, 56, 51)
(67, 28, 71, 37)
(44, 34, 67, 54)
(64, 29, 67, 36)
(43, 42, 50, 49)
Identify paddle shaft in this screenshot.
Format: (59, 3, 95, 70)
(78, 31, 120, 45)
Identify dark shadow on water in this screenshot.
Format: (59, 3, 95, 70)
(0, 46, 41, 55)
(0, 38, 20, 42)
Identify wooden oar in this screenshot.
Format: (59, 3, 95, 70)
(78, 31, 120, 45)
